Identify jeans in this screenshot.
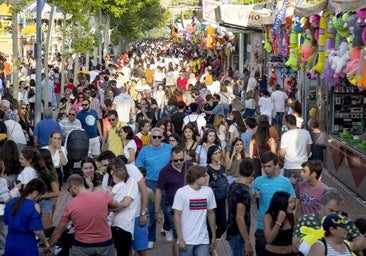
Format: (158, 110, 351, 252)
(273, 112, 284, 126)
(255, 229, 266, 256)
(179, 244, 209, 256)
(146, 180, 157, 243)
(227, 235, 245, 256)
(162, 192, 171, 232)
(166, 203, 177, 239)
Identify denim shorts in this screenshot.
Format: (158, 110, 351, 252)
(39, 198, 53, 213)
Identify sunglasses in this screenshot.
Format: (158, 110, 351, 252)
(68, 113, 76, 116)
(108, 119, 116, 122)
(21, 107, 27, 110)
(173, 158, 184, 162)
(82, 104, 89, 107)
(152, 135, 163, 139)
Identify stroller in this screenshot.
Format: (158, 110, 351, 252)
(64, 129, 89, 177)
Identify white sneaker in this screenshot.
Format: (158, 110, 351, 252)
(165, 230, 173, 242)
(148, 241, 156, 249)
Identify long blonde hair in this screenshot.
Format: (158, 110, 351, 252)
(213, 114, 226, 136)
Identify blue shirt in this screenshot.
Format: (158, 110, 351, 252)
(77, 109, 99, 138)
(135, 143, 172, 181)
(33, 118, 61, 146)
(251, 174, 295, 230)
(241, 131, 253, 155)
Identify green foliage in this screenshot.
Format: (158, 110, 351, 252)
(110, 0, 167, 42)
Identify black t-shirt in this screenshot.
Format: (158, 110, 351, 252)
(226, 182, 251, 238)
(171, 112, 186, 136)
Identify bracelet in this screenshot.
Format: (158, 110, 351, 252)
(275, 221, 282, 226)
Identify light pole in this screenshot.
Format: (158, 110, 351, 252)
(35, 0, 42, 124)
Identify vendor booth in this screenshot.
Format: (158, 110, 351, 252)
(264, 0, 366, 199)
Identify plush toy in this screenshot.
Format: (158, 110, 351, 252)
(332, 12, 352, 47)
(206, 25, 216, 50)
(310, 14, 320, 44)
(326, 14, 336, 51)
(346, 47, 362, 83)
(285, 26, 299, 70)
(356, 8, 366, 45)
(344, 14, 366, 47)
(312, 15, 327, 74)
(329, 41, 350, 78)
(321, 59, 339, 87)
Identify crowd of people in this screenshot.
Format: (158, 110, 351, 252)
(0, 39, 365, 256)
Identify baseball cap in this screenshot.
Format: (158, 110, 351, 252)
(323, 214, 351, 231)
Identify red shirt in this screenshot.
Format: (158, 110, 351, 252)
(176, 77, 188, 91)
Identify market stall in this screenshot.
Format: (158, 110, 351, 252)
(263, 0, 366, 199)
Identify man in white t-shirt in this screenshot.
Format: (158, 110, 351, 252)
(112, 86, 136, 128)
(182, 103, 206, 136)
(279, 114, 312, 188)
(173, 165, 217, 255)
(246, 71, 260, 93)
(271, 84, 288, 134)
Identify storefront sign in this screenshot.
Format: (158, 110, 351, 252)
(202, 0, 221, 23)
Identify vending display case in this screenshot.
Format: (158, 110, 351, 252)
(332, 92, 365, 134)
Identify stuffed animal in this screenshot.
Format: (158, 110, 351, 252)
(312, 15, 327, 74)
(310, 14, 320, 44)
(344, 14, 365, 47)
(285, 26, 299, 70)
(356, 8, 366, 46)
(332, 12, 352, 47)
(346, 47, 362, 83)
(321, 59, 339, 87)
(329, 41, 350, 78)
(326, 14, 336, 51)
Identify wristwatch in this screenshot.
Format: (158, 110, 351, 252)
(140, 209, 148, 216)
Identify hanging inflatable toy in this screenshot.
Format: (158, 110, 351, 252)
(312, 15, 327, 74)
(326, 14, 336, 51)
(285, 24, 299, 71)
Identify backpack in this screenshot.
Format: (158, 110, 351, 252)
(133, 135, 142, 158)
(207, 165, 229, 201)
(187, 115, 200, 136)
(65, 129, 89, 161)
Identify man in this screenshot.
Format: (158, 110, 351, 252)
(173, 165, 217, 256)
(135, 77, 151, 93)
(0, 110, 26, 152)
(271, 84, 288, 136)
(0, 99, 15, 121)
(59, 108, 82, 139)
(155, 146, 193, 256)
(45, 174, 121, 256)
(293, 188, 366, 255)
(246, 71, 260, 94)
(251, 152, 295, 256)
(191, 89, 205, 112)
(182, 102, 206, 136)
(136, 127, 172, 249)
(112, 86, 136, 130)
(104, 110, 126, 156)
(170, 101, 186, 136)
(279, 114, 312, 187)
(296, 160, 328, 217)
(76, 99, 102, 158)
(33, 107, 62, 147)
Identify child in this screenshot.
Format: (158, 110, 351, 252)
(0, 159, 10, 249)
(107, 168, 127, 225)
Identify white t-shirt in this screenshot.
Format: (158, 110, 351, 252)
(124, 140, 137, 165)
(228, 124, 240, 138)
(42, 146, 67, 168)
(246, 77, 257, 92)
(17, 166, 37, 184)
(113, 93, 135, 123)
(280, 129, 313, 169)
(183, 114, 207, 136)
(258, 96, 274, 118)
(111, 177, 139, 236)
(172, 185, 216, 245)
(271, 90, 288, 113)
(5, 120, 27, 145)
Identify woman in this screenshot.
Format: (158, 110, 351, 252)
(119, 126, 137, 165)
(182, 124, 198, 162)
(168, 132, 182, 148)
(153, 83, 167, 116)
(4, 179, 49, 256)
(195, 128, 221, 166)
(308, 214, 352, 256)
(38, 148, 60, 228)
(206, 145, 228, 241)
(291, 100, 303, 128)
(263, 191, 296, 256)
(17, 104, 33, 145)
(90, 88, 103, 120)
(244, 90, 257, 118)
(225, 137, 246, 184)
(213, 114, 228, 155)
(0, 140, 21, 189)
(58, 88, 73, 115)
(42, 131, 68, 188)
(309, 119, 327, 161)
(258, 89, 274, 125)
(249, 117, 277, 177)
(72, 92, 85, 113)
(228, 110, 246, 146)
(226, 158, 254, 256)
(81, 157, 101, 191)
